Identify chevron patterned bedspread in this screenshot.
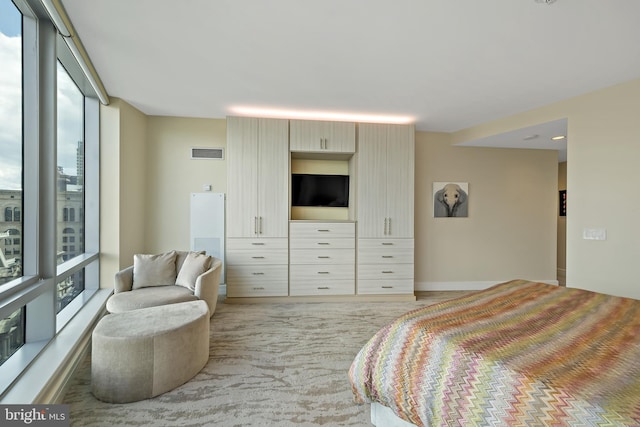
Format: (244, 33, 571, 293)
(349, 280, 640, 426)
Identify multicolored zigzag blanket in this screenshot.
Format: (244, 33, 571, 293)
(349, 280, 640, 426)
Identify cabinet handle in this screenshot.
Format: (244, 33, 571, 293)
(252, 287, 265, 290)
(318, 286, 330, 290)
(382, 255, 393, 258)
(382, 271, 394, 274)
(254, 216, 258, 235)
(388, 217, 392, 235)
(319, 137, 323, 149)
(251, 242, 265, 246)
(382, 286, 393, 289)
(252, 272, 265, 275)
(317, 229, 330, 232)
(384, 218, 387, 235)
(317, 271, 330, 274)
(382, 242, 393, 246)
(259, 216, 263, 234)
(318, 256, 330, 259)
(252, 256, 265, 259)
(317, 242, 330, 245)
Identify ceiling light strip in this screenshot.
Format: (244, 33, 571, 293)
(229, 106, 414, 125)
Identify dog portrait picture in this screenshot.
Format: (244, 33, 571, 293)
(433, 182, 469, 218)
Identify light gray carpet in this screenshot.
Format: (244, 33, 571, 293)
(63, 292, 468, 426)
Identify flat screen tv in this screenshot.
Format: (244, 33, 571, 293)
(291, 174, 349, 207)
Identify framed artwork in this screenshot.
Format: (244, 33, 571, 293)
(433, 182, 469, 217)
(559, 190, 566, 216)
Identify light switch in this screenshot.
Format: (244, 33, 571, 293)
(203, 184, 212, 192)
(583, 228, 606, 240)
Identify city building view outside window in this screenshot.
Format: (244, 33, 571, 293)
(0, 0, 25, 365)
(56, 61, 86, 313)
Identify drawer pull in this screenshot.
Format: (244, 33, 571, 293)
(317, 256, 330, 259)
(317, 286, 330, 290)
(252, 272, 265, 275)
(252, 256, 265, 259)
(382, 256, 393, 258)
(382, 271, 394, 274)
(382, 286, 394, 289)
(382, 242, 394, 246)
(317, 271, 330, 274)
(251, 242, 265, 246)
(317, 229, 330, 232)
(252, 287, 265, 290)
(317, 242, 330, 245)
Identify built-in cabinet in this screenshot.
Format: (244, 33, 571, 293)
(226, 117, 289, 297)
(290, 120, 356, 153)
(357, 123, 415, 295)
(290, 222, 355, 296)
(226, 117, 414, 300)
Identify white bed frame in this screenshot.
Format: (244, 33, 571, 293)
(371, 402, 417, 427)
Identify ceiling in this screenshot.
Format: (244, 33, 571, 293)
(60, 0, 640, 158)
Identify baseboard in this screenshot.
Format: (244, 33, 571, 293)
(415, 279, 559, 291)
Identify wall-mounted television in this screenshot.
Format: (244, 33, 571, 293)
(291, 174, 349, 207)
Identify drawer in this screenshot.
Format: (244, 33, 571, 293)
(227, 249, 288, 265)
(290, 280, 354, 296)
(358, 239, 414, 250)
(357, 279, 414, 295)
(290, 238, 355, 250)
(290, 248, 354, 265)
(290, 222, 355, 238)
(290, 264, 354, 281)
(358, 248, 414, 264)
(357, 263, 414, 280)
(227, 238, 288, 251)
(227, 281, 288, 297)
(227, 264, 288, 283)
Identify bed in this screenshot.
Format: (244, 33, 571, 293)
(349, 280, 640, 426)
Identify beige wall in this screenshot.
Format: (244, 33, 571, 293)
(451, 78, 640, 299)
(416, 132, 558, 290)
(144, 116, 227, 253)
(102, 77, 640, 299)
(99, 98, 147, 288)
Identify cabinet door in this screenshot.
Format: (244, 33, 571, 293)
(326, 121, 356, 153)
(227, 117, 259, 238)
(385, 124, 414, 238)
(257, 118, 289, 237)
(290, 120, 355, 153)
(357, 123, 388, 238)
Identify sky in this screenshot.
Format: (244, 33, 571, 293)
(0, 0, 84, 191)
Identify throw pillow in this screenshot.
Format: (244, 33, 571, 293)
(175, 252, 212, 291)
(175, 250, 206, 272)
(132, 251, 178, 289)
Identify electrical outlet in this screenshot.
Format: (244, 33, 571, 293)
(582, 228, 606, 240)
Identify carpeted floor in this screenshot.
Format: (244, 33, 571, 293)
(63, 292, 469, 427)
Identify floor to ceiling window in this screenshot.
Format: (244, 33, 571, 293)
(0, 0, 102, 396)
(0, 0, 25, 367)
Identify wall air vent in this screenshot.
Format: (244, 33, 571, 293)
(191, 147, 224, 160)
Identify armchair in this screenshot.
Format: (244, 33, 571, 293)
(106, 250, 222, 318)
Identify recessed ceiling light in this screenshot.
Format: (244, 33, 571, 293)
(551, 135, 566, 141)
(228, 106, 414, 125)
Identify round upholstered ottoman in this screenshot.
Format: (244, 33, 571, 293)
(91, 300, 209, 403)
